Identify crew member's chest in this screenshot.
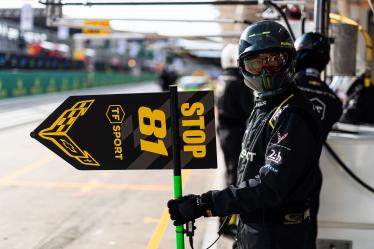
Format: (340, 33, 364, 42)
(238, 110, 273, 175)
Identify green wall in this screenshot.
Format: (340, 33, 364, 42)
(0, 71, 156, 99)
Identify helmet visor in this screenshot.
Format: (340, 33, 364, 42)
(242, 52, 288, 75)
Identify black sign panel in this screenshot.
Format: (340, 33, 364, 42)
(32, 91, 217, 170)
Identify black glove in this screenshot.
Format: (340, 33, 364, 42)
(167, 192, 215, 226)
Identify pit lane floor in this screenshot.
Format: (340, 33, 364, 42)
(0, 82, 234, 249)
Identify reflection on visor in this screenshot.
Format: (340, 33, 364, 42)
(243, 52, 288, 75)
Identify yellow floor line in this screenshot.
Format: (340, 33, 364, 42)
(0, 155, 55, 183)
(146, 207, 172, 249)
(146, 170, 191, 249)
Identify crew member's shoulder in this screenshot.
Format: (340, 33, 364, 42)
(268, 90, 316, 129)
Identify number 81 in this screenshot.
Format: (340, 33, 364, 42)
(138, 106, 168, 156)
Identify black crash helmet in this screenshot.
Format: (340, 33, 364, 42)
(238, 20, 296, 97)
(294, 32, 330, 72)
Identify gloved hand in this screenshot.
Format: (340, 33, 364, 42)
(167, 192, 215, 226)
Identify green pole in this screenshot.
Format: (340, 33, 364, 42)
(170, 85, 184, 249)
(173, 175, 184, 249)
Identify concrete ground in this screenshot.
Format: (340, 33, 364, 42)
(0, 82, 234, 249)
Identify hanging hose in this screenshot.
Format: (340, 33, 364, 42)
(203, 215, 233, 249)
(301, 16, 306, 35)
(324, 142, 374, 194)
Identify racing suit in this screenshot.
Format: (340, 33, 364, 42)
(291, 68, 342, 249)
(217, 68, 254, 185)
(294, 68, 343, 140)
(209, 84, 323, 249)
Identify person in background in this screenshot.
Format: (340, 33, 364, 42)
(339, 72, 374, 125)
(158, 64, 178, 91)
(293, 32, 343, 140)
(217, 44, 254, 189)
(216, 43, 254, 236)
(292, 32, 343, 249)
(168, 21, 324, 249)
